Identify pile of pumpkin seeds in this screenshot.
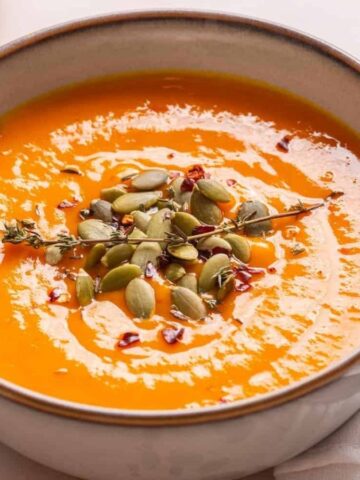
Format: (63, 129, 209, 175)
(49, 165, 272, 323)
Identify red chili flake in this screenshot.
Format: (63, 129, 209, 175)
(145, 261, 156, 279)
(48, 288, 62, 303)
(169, 170, 180, 178)
(158, 253, 171, 269)
(121, 214, 134, 226)
(185, 164, 206, 181)
(219, 397, 228, 404)
(276, 134, 291, 153)
(181, 178, 195, 192)
(235, 282, 252, 293)
(57, 200, 77, 209)
(162, 327, 185, 345)
(267, 266, 277, 274)
(167, 153, 175, 160)
(226, 179, 237, 187)
(117, 332, 140, 348)
(192, 225, 216, 235)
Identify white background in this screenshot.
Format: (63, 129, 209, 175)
(0, 1, 359, 479)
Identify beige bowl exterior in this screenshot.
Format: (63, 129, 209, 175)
(0, 11, 359, 479)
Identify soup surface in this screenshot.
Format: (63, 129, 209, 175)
(0, 73, 359, 410)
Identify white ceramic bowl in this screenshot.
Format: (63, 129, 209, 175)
(0, 11, 359, 480)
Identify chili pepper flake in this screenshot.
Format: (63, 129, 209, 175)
(117, 332, 140, 348)
(181, 178, 195, 192)
(226, 179, 237, 187)
(145, 261, 156, 279)
(185, 164, 206, 181)
(192, 225, 216, 235)
(276, 135, 291, 153)
(48, 288, 62, 302)
(57, 200, 77, 209)
(162, 327, 185, 345)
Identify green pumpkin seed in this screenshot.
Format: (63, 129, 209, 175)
(45, 245, 63, 266)
(125, 278, 155, 319)
(172, 212, 201, 236)
(128, 227, 147, 241)
(76, 269, 94, 306)
(168, 243, 198, 262)
(197, 236, 232, 252)
(177, 273, 198, 293)
(112, 191, 161, 214)
(156, 199, 181, 211)
(197, 179, 231, 203)
(224, 234, 251, 263)
(190, 188, 223, 225)
(101, 244, 134, 269)
(90, 199, 113, 223)
(237, 200, 272, 236)
(199, 253, 230, 292)
(217, 274, 235, 302)
(171, 286, 207, 320)
(131, 242, 162, 271)
(169, 177, 192, 206)
(78, 219, 114, 240)
(165, 263, 186, 283)
(100, 185, 127, 203)
(101, 263, 142, 292)
(132, 169, 169, 191)
(146, 209, 172, 248)
(84, 243, 106, 270)
(131, 210, 151, 233)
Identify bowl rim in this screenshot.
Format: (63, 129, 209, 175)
(0, 9, 359, 426)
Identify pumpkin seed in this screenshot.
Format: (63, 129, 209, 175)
(128, 227, 147, 241)
(101, 263, 142, 292)
(101, 244, 134, 268)
(177, 273, 198, 293)
(197, 179, 231, 203)
(76, 269, 94, 306)
(197, 236, 232, 252)
(131, 242, 162, 271)
(132, 169, 169, 191)
(171, 286, 207, 320)
(45, 245, 63, 266)
(217, 274, 235, 302)
(224, 234, 251, 263)
(190, 188, 223, 225)
(237, 200, 272, 236)
(125, 278, 155, 319)
(170, 177, 192, 206)
(199, 253, 230, 292)
(131, 210, 151, 233)
(165, 263, 186, 283)
(100, 185, 127, 203)
(84, 243, 106, 270)
(156, 199, 181, 211)
(90, 199, 113, 223)
(146, 209, 172, 248)
(78, 219, 114, 240)
(172, 212, 201, 236)
(168, 243, 198, 262)
(112, 191, 161, 214)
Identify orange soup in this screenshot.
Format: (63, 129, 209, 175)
(0, 73, 359, 410)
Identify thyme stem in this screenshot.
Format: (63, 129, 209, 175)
(1, 202, 324, 251)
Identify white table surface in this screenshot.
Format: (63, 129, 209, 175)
(0, 1, 359, 479)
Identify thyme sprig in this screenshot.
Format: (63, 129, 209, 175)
(1, 202, 324, 252)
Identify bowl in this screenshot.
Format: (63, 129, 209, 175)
(0, 11, 359, 480)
